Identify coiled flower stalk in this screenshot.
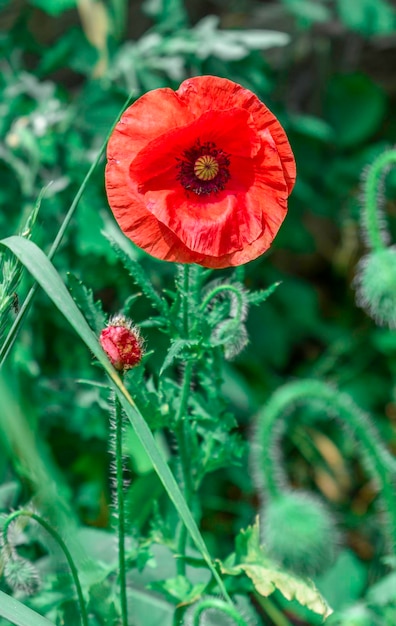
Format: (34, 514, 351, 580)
(354, 149, 396, 326)
(183, 597, 253, 626)
(251, 379, 396, 577)
(0, 509, 88, 625)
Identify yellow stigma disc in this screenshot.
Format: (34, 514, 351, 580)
(194, 155, 219, 181)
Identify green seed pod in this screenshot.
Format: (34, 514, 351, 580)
(261, 491, 338, 577)
(354, 248, 396, 327)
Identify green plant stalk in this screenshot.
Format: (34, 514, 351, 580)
(176, 265, 195, 576)
(109, 0, 127, 40)
(362, 149, 396, 252)
(176, 360, 194, 576)
(112, 391, 129, 626)
(2, 510, 88, 626)
(0, 93, 133, 368)
(191, 598, 249, 626)
(253, 379, 396, 551)
(254, 594, 293, 626)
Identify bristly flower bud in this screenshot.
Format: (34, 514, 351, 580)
(354, 248, 396, 327)
(261, 492, 338, 577)
(100, 315, 143, 372)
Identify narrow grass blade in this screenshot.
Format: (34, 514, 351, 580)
(0, 236, 231, 603)
(0, 590, 55, 626)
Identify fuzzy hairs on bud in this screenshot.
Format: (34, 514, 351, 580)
(354, 247, 396, 327)
(261, 491, 339, 577)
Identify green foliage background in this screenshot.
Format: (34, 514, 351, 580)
(1, 0, 396, 624)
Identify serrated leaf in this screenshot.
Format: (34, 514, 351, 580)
(149, 575, 206, 605)
(105, 233, 168, 316)
(219, 519, 332, 619)
(247, 282, 281, 306)
(160, 339, 200, 375)
(67, 273, 106, 335)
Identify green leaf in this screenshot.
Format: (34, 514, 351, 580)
(28, 0, 76, 16)
(219, 519, 332, 619)
(316, 550, 368, 611)
(0, 590, 56, 626)
(67, 273, 107, 335)
(160, 339, 200, 375)
(336, 0, 396, 35)
(104, 231, 168, 317)
(325, 73, 386, 148)
(247, 282, 281, 306)
(283, 0, 331, 23)
(149, 575, 206, 604)
(0, 236, 230, 605)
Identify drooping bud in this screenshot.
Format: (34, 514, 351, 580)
(100, 315, 143, 372)
(2, 556, 40, 595)
(261, 492, 338, 577)
(354, 248, 396, 327)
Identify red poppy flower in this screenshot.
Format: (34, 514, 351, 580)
(105, 76, 296, 268)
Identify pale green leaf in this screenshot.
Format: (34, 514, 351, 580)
(219, 519, 332, 619)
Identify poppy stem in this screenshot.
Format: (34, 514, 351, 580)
(252, 379, 396, 553)
(2, 510, 88, 626)
(361, 149, 396, 252)
(176, 264, 196, 575)
(112, 390, 129, 626)
(176, 360, 195, 576)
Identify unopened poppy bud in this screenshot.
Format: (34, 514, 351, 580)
(354, 247, 396, 327)
(100, 315, 143, 371)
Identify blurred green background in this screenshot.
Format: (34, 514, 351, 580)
(1, 0, 396, 622)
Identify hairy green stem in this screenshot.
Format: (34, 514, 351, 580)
(112, 391, 129, 626)
(253, 379, 396, 552)
(362, 149, 396, 252)
(200, 284, 244, 316)
(176, 360, 194, 576)
(175, 265, 195, 575)
(0, 93, 134, 368)
(3, 510, 88, 626)
(190, 597, 249, 626)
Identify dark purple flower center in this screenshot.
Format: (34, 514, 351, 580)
(176, 140, 230, 196)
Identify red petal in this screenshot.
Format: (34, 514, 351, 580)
(129, 108, 261, 192)
(107, 87, 193, 163)
(177, 76, 296, 194)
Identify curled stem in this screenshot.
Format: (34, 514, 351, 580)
(189, 597, 249, 626)
(200, 284, 244, 318)
(253, 379, 396, 552)
(361, 149, 396, 252)
(112, 390, 129, 626)
(2, 510, 88, 626)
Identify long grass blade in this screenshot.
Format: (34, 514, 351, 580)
(0, 235, 231, 604)
(0, 590, 55, 626)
